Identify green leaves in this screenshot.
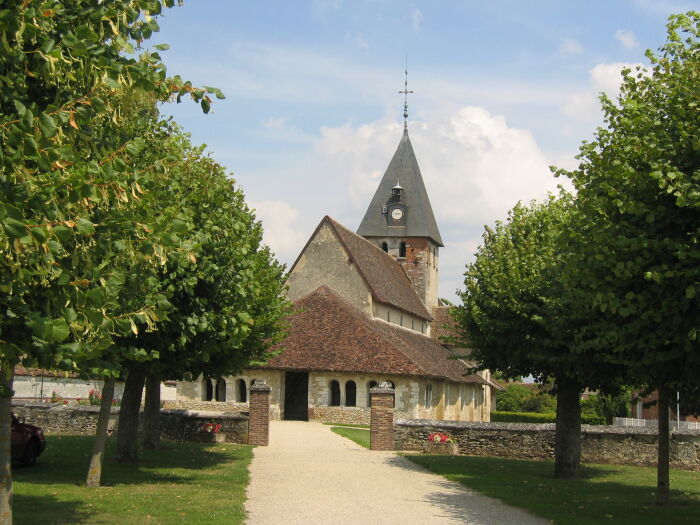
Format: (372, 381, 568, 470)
(38, 113, 58, 138)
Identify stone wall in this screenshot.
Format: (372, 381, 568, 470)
(12, 401, 248, 444)
(394, 419, 700, 470)
(309, 406, 370, 426)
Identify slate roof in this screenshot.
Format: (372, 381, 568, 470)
(264, 286, 488, 385)
(290, 216, 433, 321)
(357, 130, 443, 246)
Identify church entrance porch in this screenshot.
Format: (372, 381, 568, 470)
(283, 371, 309, 420)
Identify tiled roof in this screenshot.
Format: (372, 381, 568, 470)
(264, 286, 485, 385)
(431, 305, 460, 344)
(357, 131, 443, 246)
(325, 217, 432, 321)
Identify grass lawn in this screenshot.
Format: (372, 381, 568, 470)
(322, 422, 369, 429)
(330, 427, 370, 448)
(13, 435, 253, 525)
(408, 454, 700, 525)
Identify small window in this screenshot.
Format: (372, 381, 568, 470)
(202, 377, 214, 401)
(329, 380, 341, 406)
(399, 242, 407, 258)
(236, 379, 247, 403)
(425, 383, 433, 408)
(381, 242, 388, 252)
(215, 378, 226, 402)
(345, 381, 357, 407)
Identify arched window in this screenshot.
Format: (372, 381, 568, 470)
(215, 378, 226, 402)
(367, 380, 378, 406)
(381, 242, 388, 252)
(236, 379, 247, 403)
(329, 380, 341, 406)
(202, 377, 213, 401)
(345, 381, 357, 407)
(399, 242, 407, 258)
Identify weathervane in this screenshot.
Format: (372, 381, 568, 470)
(399, 55, 413, 134)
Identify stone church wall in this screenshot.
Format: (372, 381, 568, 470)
(176, 370, 283, 420)
(177, 370, 493, 423)
(372, 303, 429, 334)
(286, 222, 373, 315)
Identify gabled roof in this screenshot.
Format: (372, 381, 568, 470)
(357, 130, 443, 246)
(289, 216, 432, 321)
(264, 286, 488, 386)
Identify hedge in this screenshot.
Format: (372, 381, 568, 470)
(491, 411, 606, 425)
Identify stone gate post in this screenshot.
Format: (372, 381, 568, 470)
(370, 382, 395, 451)
(249, 380, 272, 446)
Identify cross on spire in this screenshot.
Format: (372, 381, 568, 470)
(399, 57, 413, 134)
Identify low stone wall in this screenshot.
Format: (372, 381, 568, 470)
(394, 419, 700, 471)
(160, 410, 248, 444)
(12, 401, 248, 444)
(162, 400, 248, 414)
(13, 401, 120, 435)
(310, 406, 370, 426)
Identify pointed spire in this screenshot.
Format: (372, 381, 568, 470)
(357, 132, 443, 247)
(398, 55, 413, 135)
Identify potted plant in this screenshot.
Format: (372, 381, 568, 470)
(194, 422, 226, 443)
(422, 432, 458, 455)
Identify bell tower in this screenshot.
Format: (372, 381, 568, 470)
(357, 70, 442, 307)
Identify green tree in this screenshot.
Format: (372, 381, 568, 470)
(453, 195, 625, 478)
(0, 0, 219, 516)
(113, 131, 289, 460)
(555, 12, 700, 504)
(495, 384, 534, 412)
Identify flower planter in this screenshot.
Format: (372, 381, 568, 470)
(422, 441, 459, 455)
(192, 432, 226, 443)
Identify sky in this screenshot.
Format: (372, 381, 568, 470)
(150, 0, 698, 302)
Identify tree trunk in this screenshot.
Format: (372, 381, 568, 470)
(0, 370, 14, 525)
(554, 377, 581, 479)
(116, 364, 146, 463)
(656, 385, 671, 506)
(86, 377, 116, 487)
(142, 372, 161, 450)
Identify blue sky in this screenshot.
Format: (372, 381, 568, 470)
(151, 0, 697, 301)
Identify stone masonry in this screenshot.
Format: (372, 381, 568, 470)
(11, 400, 249, 443)
(370, 382, 395, 451)
(394, 419, 700, 471)
(248, 380, 272, 446)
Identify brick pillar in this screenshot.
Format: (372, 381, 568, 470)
(370, 382, 395, 451)
(249, 380, 272, 446)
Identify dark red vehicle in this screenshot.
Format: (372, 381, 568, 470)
(11, 414, 46, 466)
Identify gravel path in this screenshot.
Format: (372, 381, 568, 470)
(245, 421, 549, 525)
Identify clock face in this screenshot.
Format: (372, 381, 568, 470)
(391, 208, 403, 220)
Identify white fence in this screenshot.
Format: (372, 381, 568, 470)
(613, 417, 700, 431)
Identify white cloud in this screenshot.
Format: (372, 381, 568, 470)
(615, 29, 639, 49)
(559, 39, 583, 55)
(315, 107, 564, 300)
(251, 200, 308, 263)
(354, 33, 370, 52)
(561, 62, 644, 121)
(411, 8, 423, 31)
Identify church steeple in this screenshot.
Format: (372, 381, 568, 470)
(356, 131, 443, 246)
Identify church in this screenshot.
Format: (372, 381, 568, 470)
(177, 114, 500, 424)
